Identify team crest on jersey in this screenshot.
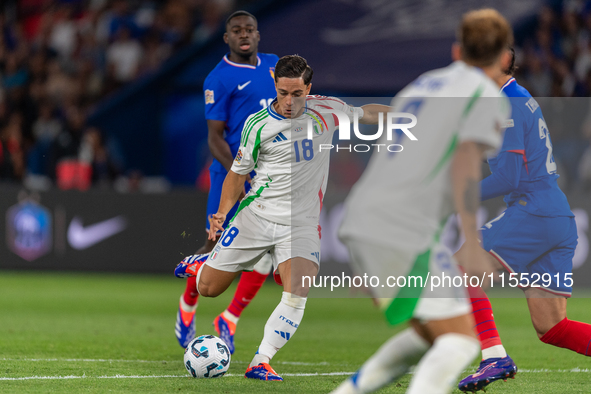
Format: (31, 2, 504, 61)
(312, 122, 324, 136)
(205, 89, 214, 104)
(235, 148, 243, 163)
(269, 67, 275, 79)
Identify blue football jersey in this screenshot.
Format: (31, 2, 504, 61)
(204, 53, 279, 173)
(489, 78, 573, 217)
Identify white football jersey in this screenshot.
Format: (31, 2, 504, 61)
(339, 61, 510, 253)
(231, 95, 362, 226)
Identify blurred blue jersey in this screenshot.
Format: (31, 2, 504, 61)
(203, 53, 279, 173)
(483, 78, 573, 217)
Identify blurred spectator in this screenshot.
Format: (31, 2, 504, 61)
(0, 0, 252, 189)
(78, 126, 121, 187)
(106, 26, 143, 84)
(0, 112, 25, 181)
(27, 100, 62, 177)
(48, 4, 78, 61)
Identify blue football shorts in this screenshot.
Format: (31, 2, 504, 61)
(481, 206, 577, 297)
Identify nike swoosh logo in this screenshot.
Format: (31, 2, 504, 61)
(237, 81, 251, 90)
(242, 297, 252, 303)
(67, 216, 128, 250)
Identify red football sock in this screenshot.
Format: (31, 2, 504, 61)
(468, 286, 503, 350)
(227, 271, 268, 318)
(183, 276, 199, 306)
(540, 318, 591, 356)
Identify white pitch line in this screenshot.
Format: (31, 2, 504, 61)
(517, 368, 591, 373)
(2, 369, 591, 381)
(0, 358, 336, 366)
(0, 372, 355, 381)
(0, 358, 166, 363)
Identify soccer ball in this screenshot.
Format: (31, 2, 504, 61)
(184, 335, 231, 378)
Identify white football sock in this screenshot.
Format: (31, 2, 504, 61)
(250, 292, 306, 368)
(222, 310, 239, 325)
(179, 296, 197, 313)
(407, 333, 479, 394)
(482, 344, 507, 360)
(331, 328, 429, 394)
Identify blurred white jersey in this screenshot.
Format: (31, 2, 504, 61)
(231, 95, 362, 226)
(339, 61, 510, 253)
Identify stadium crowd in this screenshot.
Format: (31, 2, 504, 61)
(2, 0, 591, 190)
(513, 1, 591, 190)
(0, 0, 236, 190)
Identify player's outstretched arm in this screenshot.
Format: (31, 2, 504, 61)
(207, 119, 235, 172)
(359, 104, 392, 124)
(209, 170, 248, 240)
(452, 140, 494, 284)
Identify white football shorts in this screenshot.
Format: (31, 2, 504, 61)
(342, 238, 470, 324)
(204, 206, 321, 275)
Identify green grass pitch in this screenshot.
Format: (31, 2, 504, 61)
(1, 271, 590, 393)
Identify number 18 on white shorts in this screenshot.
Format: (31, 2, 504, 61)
(205, 206, 322, 274)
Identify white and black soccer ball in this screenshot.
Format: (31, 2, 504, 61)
(184, 335, 231, 378)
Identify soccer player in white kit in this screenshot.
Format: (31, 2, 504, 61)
(191, 55, 390, 380)
(333, 9, 513, 394)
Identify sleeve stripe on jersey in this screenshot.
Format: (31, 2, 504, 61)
(241, 109, 267, 146)
(317, 104, 340, 126)
(422, 83, 485, 184)
(241, 111, 269, 147)
(230, 175, 272, 224)
(306, 108, 328, 131)
(252, 123, 266, 162)
(462, 83, 485, 118)
(307, 95, 345, 105)
(244, 107, 268, 132)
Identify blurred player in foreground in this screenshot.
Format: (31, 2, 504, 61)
(175, 11, 278, 352)
(333, 9, 512, 394)
(177, 55, 390, 380)
(457, 47, 590, 392)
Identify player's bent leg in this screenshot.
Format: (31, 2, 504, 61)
(526, 288, 591, 356)
(197, 264, 240, 297)
(246, 258, 317, 381)
(525, 288, 567, 337)
(457, 283, 516, 392)
(277, 257, 319, 297)
(455, 242, 508, 358)
(175, 293, 197, 348)
(214, 254, 272, 354)
(175, 254, 210, 348)
(408, 314, 480, 394)
(331, 327, 429, 394)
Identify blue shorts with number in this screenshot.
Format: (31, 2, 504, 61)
(205, 169, 252, 232)
(481, 206, 577, 297)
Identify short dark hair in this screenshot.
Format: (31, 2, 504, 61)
(225, 10, 257, 28)
(504, 46, 518, 76)
(274, 55, 313, 85)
